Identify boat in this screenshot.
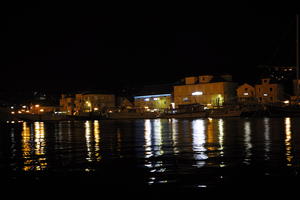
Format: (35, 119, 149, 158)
(207, 107, 242, 118)
(107, 112, 159, 119)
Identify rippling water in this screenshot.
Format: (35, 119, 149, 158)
(1, 118, 300, 196)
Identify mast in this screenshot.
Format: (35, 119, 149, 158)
(297, 14, 299, 97)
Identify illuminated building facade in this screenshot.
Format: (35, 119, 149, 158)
(60, 93, 115, 114)
(255, 78, 284, 103)
(236, 83, 257, 103)
(173, 75, 238, 107)
(60, 94, 76, 115)
(74, 93, 115, 114)
(134, 94, 172, 112)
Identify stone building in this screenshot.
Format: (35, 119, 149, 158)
(173, 75, 238, 108)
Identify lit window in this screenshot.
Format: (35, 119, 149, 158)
(263, 93, 268, 96)
(153, 98, 160, 100)
(144, 98, 150, 101)
(243, 93, 249, 96)
(183, 97, 189, 102)
(192, 91, 203, 96)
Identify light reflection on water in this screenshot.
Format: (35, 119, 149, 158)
(5, 118, 300, 190)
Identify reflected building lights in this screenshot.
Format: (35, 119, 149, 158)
(85, 121, 93, 162)
(218, 119, 226, 167)
(243, 121, 252, 165)
(144, 119, 153, 159)
(22, 122, 32, 171)
(170, 119, 179, 154)
(192, 119, 207, 168)
(284, 117, 293, 166)
(21, 122, 48, 171)
(264, 118, 271, 160)
(153, 119, 163, 156)
(94, 120, 101, 162)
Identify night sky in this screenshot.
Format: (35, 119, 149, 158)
(0, 2, 298, 100)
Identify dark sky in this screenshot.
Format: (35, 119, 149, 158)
(0, 2, 298, 98)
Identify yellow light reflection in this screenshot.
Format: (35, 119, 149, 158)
(243, 121, 252, 165)
(22, 122, 32, 171)
(94, 120, 101, 162)
(192, 119, 207, 168)
(284, 117, 293, 166)
(85, 120, 102, 165)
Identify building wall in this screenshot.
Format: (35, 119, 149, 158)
(59, 95, 75, 115)
(174, 82, 237, 107)
(237, 83, 256, 103)
(134, 94, 172, 112)
(74, 94, 116, 113)
(255, 79, 284, 103)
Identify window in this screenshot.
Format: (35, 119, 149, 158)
(270, 88, 273, 92)
(192, 91, 203, 96)
(183, 97, 189, 102)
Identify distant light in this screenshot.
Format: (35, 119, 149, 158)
(243, 92, 249, 96)
(94, 107, 99, 111)
(22, 106, 26, 109)
(192, 91, 203, 96)
(18, 111, 22, 114)
(35, 104, 40, 108)
(39, 109, 44, 112)
(284, 100, 290, 104)
(171, 102, 175, 109)
(144, 98, 150, 101)
(10, 106, 14, 109)
(11, 111, 15, 114)
(263, 94, 268, 96)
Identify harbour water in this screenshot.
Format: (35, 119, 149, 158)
(1, 118, 300, 197)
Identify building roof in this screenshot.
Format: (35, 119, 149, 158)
(134, 83, 173, 96)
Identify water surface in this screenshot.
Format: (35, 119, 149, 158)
(1, 118, 300, 196)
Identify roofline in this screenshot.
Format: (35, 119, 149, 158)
(134, 94, 171, 99)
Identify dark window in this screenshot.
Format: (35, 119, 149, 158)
(270, 88, 273, 92)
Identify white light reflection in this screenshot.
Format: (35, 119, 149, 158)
(153, 119, 163, 156)
(192, 119, 207, 168)
(144, 120, 167, 185)
(218, 119, 226, 167)
(144, 119, 153, 159)
(85, 121, 93, 163)
(284, 117, 293, 166)
(170, 119, 179, 154)
(264, 118, 271, 160)
(243, 121, 252, 165)
(33, 122, 47, 171)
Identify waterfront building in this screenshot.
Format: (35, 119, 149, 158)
(74, 93, 115, 114)
(29, 104, 60, 114)
(60, 92, 115, 114)
(236, 83, 257, 103)
(173, 75, 238, 108)
(134, 94, 172, 112)
(60, 94, 76, 115)
(255, 78, 284, 103)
